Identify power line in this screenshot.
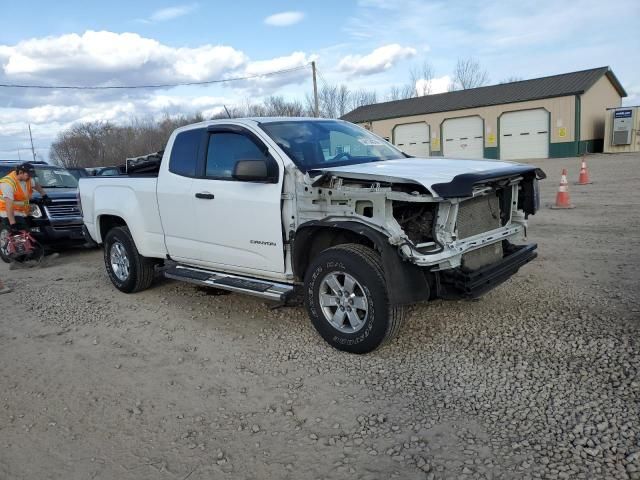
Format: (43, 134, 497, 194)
(316, 66, 330, 90)
(0, 64, 312, 90)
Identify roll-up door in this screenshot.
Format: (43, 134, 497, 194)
(393, 122, 430, 157)
(442, 116, 484, 159)
(500, 109, 549, 160)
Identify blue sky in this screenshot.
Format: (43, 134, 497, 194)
(1, 0, 638, 161)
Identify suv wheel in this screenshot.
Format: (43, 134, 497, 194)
(103, 226, 156, 293)
(304, 243, 406, 354)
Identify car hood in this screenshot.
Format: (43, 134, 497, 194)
(313, 157, 538, 198)
(32, 187, 78, 202)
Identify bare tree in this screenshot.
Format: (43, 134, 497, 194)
(263, 96, 306, 117)
(449, 57, 489, 91)
(410, 60, 435, 96)
(50, 113, 204, 168)
(336, 85, 351, 118)
(500, 76, 524, 84)
(385, 60, 434, 100)
(321, 84, 339, 118)
(387, 85, 403, 101)
(350, 89, 378, 111)
(386, 84, 414, 101)
(304, 83, 377, 118)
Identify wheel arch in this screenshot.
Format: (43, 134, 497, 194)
(98, 214, 128, 244)
(293, 221, 430, 305)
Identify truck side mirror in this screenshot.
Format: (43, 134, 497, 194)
(233, 159, 275, 183)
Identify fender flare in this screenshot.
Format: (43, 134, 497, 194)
(293, 220, 430, 305)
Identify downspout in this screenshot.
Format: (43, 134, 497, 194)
(575, 95, 582, 155)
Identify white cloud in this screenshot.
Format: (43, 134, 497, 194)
(245, 51, 310, 75)
(0, 31, 247, 86)
(140, 4, 198, 23)
(264, 11, 305, 27)
(356, 0, 397, 8)
(622, 84, 639, 106)
(416, 75, 451, 95)
(338, 44, 416, 76)
(227, 51, 315, 94)
(0, 31, 315, 106)
(0, 96, 216, 129)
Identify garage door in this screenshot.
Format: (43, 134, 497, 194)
(442, 116, 484, 159)
(393, 123, 430, 157)
(500, 109, 549, 160)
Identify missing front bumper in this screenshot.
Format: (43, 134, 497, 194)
(435, 243, 538, 299)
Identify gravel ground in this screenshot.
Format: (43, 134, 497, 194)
(0, 152, 639, 480)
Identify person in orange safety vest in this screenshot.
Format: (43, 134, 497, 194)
(0, 162, 49, 235)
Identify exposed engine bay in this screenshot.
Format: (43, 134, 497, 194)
(392, 202, 436, 245)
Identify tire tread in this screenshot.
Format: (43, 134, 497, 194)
(320, 243, 406, 348)
(104, 226, 156, 293)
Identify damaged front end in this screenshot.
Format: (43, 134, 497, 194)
(292, 164, 542, 301)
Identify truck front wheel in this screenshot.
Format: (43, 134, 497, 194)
(103, 226, 156, 293)
(304, 244, 406, 354)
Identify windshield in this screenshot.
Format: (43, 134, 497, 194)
(260, 120, 406, 171)
(35, 167, 79, 188)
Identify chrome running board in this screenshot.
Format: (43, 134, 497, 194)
(164, 264, 294, 302)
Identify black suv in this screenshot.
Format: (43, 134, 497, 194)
(0, 161, 86, 261)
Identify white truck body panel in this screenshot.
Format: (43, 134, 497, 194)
(156, 169, 201, 262)
(189, 177, 285, 272)
(80, 177, 166, 258)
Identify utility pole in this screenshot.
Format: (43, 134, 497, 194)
(28, 124, 36, 161)
(312, 61, 319, 118)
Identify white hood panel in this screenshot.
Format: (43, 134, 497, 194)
(315, 157, 530, 196)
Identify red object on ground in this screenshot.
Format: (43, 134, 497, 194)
(577, 157, 592, 185)
(551, 168, 575, 209)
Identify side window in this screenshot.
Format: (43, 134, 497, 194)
(169, 128, 203, 177)
(206, 132, 268, 179)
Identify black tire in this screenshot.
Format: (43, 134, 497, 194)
(103, 226, 156, 293)
(304, 243, 406, 354)
(0, 224, 11, 263)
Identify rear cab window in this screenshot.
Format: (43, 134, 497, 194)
(169, 128, 204, 177)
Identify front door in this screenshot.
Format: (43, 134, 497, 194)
(191, 127, 285, 274)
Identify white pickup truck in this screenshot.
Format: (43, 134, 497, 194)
(79, 118, 543, 353)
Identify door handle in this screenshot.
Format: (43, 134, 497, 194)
(195, 192, 215, 199)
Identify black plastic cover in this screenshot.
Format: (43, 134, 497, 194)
(431, 165, 538, 198)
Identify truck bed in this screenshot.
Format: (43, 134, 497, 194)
(79, 175, 167, 258)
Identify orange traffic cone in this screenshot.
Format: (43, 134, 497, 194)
(551, 168, 575, 209)
(577, 156, 592, 185)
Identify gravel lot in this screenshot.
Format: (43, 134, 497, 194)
(1, 152, 639, 480)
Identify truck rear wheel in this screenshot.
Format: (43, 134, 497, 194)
(103, 226, 156, 293)
(304, 244, 406, 354)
